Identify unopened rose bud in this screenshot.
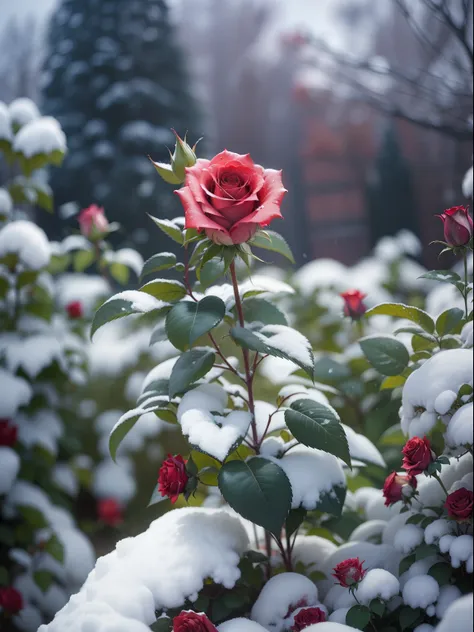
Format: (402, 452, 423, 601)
(66, 300, 83, 319)
(437, 205, 473, 247)
(170, 130, 197, 181)
(340, 289, 367, 321)
(78, 204, 109, 241)
(383, 471, 417, 506)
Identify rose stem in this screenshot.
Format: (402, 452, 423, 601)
(462, 250, 469, 318)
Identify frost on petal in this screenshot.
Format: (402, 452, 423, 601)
(0, 220, 50, 270)
(355, 569, 400, 605)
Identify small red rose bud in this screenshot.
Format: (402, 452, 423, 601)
(0, 419, 18, 447)
(0, 586, 23, 614)
(97, 498, 123, 527)
(341, 289, 367, 321)
(332, 558, 366, 587)
(291, 607, 327, 631)
(437, 205, 473, 247)
(401, 436, 435, 476)
(158, 454, 189, 504)
(78, 204, 109, 240)
(173, 610, 218, 632)
(445, 487, 473, 522)
(383, 471, 417, 507)
(66, 300, 83, 319)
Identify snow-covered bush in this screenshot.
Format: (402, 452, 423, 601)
(40, 136, 473, 632)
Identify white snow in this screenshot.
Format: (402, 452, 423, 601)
(177, 384, 251, 461)
(0, 100, 12, 141)
(102, 290, 166, 314)
(341, 424, 385, 468)
(4, 335, 64, 379)
(436, 585, 462, 619)
(424, 520, 454, 545)
(355, 569, 400, 604)
(449, 535, 473, 569)
(462, 166, 473, 198)
(255, 324, 313, 369)
(104, 248, 144, 277)
(446, 403, 473, 448)
(0, 220, 50, 270)
(292, 535, 338, 575)
(349, 520, 386, 543)
(0, 187, 13, 216)
(0, 446, 20, 495)
(92, 459, 136, 504)
(253, 400, 286, 440)
(52, 464, 78, 496)
(393, 524, 424, 554)
(0, 368, 32, 416)
(402, 575, 439, 609)
(434, 390, 457, 416)
(239, 275, 295, 299)
(400, 349, 473, 437)
(461, 321, 473, 348)
(9, 98, 40, 127)
(436, 593, 473, 632)
(39, 508, 248, 631)
(13, 116, 66, 158)
(218, 620, 267, 631)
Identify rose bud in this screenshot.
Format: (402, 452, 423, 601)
(401, 436, 435, 476)
(332, 558, 366, 588)
(291, 607, 327, 631)
(158, 454, 189, 503)
(445, 487, 473, 522)
(0, 586, 23, 614)
(173, 610, 218, 632)
(78, 204, 109, 240)
(97, 498, 123, 527)
(383, 471, 417, 506)
(66, 300, 83, 319)
(171, 130, 197, 181)
(0, 419, 18, 447)
(175, 150, 287, 246)
(437, 205, 473, 247)
(340, 289, 367, 321)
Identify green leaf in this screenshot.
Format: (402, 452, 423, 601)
(286, 508, 307, 538)
(0, 566, 9, 586)
(165, 296, 226, 351)
(406, 514, 424, 525)
(365, 303, 435, 334)
(241, 297, 288, 326)
(420, 270, 461, 287)
(285, 399, 351, 467)
(44, 534, 64, 563)
(428, 562, 452, 586)
(412, 334, 437, 352)
(199, 259, 225, 289)
(380, 374, 406, 390)
(346, 605, 371, 630)
(399, 554, 416, 575)
(73, 249, 95, 272)
(218, 457, 292, 535)
(169, 349, 215, 398)
(18, 505, 48, 529)
(415, 543, 438, 561)
(33, 570, 54, 593)
(148, 215, 183, 243)
(369, 599, 385, 618)
(399, 607, 423, 631)
(140, 279, 186, 302)
(360, 336, 409, 376)
(313, 357, 351, 383)
(148, 485, 168, 507)
(150, 618, 172, 632)
(91, 294, 160, 338)
(140, 253, 177, 281)
(109, 411, 143, 462)
(436, 308, 464, 336)
(109, 261, 130, 285)
(251, 230, 295, 263)
(230, 325, 314, 378)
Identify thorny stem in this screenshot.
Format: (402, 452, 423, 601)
(208, 332, 240, 377)
(183, 244, 197, 302)
(432, 471, 450, 498)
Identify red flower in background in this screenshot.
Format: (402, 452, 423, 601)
(402, 436, 434, 476)
(175, 150, 287, 246)
(340, 289, 367, 321)
(291, 607, 327, 630)
(78, 204, 109, 240)
(332, 558, 366, 587)
(173, 611, 218, 632)
(0, 586, 23, 614)
(445, 488, 473, 521)
(97, 498, 123, 526)
(437, 205, 473, 247)
(66, 301, 83, 319)
(383, 472, 417, 506)
(0, 419, 18, 447)
(158, 454, 189, 503)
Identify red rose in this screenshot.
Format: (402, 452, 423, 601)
(173, 611, 218, 632)
(332, 558, 366, 587)
(97, 498, 123, 526)
(383, 471, 417, 507)
(0, 419, 18, 447)
(437, 205, 473, 247)
(291, 607, 327, 630)
(401, 436, 434, 476)
(158, 454, 189, 503)
(175, 150, 287, 246)
(78, 204, 109, 240)
(340, 289, 367, 321)
(445, 487, 473, 522)
(66, 300, 83, 319)
(0, 586, 23, 614)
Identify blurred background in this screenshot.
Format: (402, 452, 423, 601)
(1, 0, 472, 267)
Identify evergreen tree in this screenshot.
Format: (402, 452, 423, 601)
(366, 122, 418, 247)
(42, 0, 197, 256)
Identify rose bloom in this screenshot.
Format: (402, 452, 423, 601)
(0, 419, 18, 447)
(173, 611, 218, 632)
(291, 607, 327, 631)
(158, 454, 189, 503)
(340, 289, 367, 321)
(383, 471, 417, 506)
(175, 150, 287, 246)
(445, 487, 473, 522)
(97, 498, 123, 526)
(66, 300, 83, 319)
(402, 436, 434, 476)
(78, 204, 109, 239)
(0, 586, 23, 614)
(332, 558, 366, 587)
(437, 205, 473, 247)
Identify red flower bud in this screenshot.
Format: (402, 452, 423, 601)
(383, 471, 417, 506)
(78, 204, 109, 240)
(173, 611, 218, 632)
(332, 558, 366, 587)
(66, 300, 83, 319)
(340, 289, 367, 321)
(437, 205, 473, 247)
(0, 586, 23, 614)
(445, 487, 473, 522)
(97, 498, 123, 527)
(0, 419, 18, 447)
(291, 607, 327, 630)
(401, 436, 434, 476)
(158, 454, 189, 503)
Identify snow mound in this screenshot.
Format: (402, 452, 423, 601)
(446, 403, 473, 448)
(355, 569, 400, 604)
(0, 368, 32, 416)
(0, 220, 50, 270)
(13, 116, 66, 158)
(402, 575, 439, 610)
(0, 447, 20, 495)
(9, 98, 40, 127)
(0, 187, 13, 216)
(218, 620, 268, 631)
(436, 593, 473, 632)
